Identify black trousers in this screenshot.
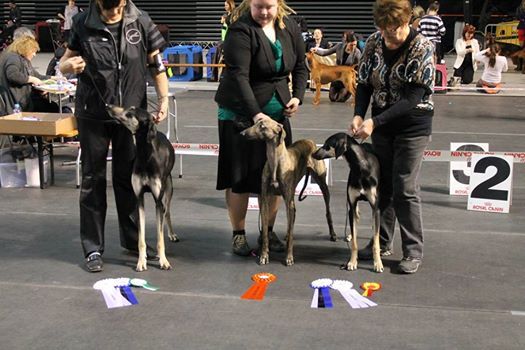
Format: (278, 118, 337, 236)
(453, 57, 474, 84)
(77, 117, 139, 257)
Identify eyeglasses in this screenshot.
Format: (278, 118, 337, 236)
(380, 25, 401, 34)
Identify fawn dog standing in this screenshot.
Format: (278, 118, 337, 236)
(107, 106, 179, 271)
(313, 133, 383, 273)
(305, 51, 357, 105)
(241, 118, 337, 266)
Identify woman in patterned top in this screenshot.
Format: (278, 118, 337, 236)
(350, 0, 435, 274)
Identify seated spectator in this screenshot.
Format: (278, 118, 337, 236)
(1, 2, 22, 43)
(13, 26, 35, 41)
(0, 36, 60, 113)
(474, 43, 508, 94)
(312, 31, 361, 102)
(451, 24, 480, 85)
(305, 28, 330, 52)
(312, 31, 361, 66)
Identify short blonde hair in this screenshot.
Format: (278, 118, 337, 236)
(232, 0, 296, 29)
(7, 36, 40, 57)
(373, 0, 412, 29)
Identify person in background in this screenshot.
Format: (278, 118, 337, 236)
(0, 36, 60, 114)
(474, 43, 508, 93)
(213, 0, 236, 81)
(58, 0, 81, 42)
(312, 30, 361, 102)
(350, 0, 435, 274)
(305, 28, 330, 52)
(214, 0, 307, 256)
(311, 30, 361, 66)
(1, 1, 22, 43)
(410, 5, 425, 30)
(12, 26, 35, 40)
(418, 1, 445, 63)
(59, 0, 169, 272)
(450, 24, 479, 86)
(221, 0, 236, 41)
(516, 0, 525, 72)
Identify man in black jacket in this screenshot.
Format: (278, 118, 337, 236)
(59, 0, 169, 272)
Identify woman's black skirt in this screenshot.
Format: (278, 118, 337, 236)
(216, 118, 292, 194)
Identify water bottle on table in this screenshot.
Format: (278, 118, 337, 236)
(13, 103, 22, 117)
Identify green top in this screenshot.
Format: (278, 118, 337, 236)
(218, 39, 285, 121)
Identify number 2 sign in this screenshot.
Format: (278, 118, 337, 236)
(467, 154, 514, 213)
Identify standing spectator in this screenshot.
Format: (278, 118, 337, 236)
(57, 0, 81, 42)
(312, 30, 361, 102)
(516, 0, 525, 72)
(418, 1, 445, 63)
(350, 0, 435, 274)
(221, 0, 236, 41)
(474, 43, 508, 94)
(410, 5, 425, 30)
(451, 24, 480, 85)
(59, 0, 169, 272)
(305, 28, 330, 52)
(214, 0, 307, 256)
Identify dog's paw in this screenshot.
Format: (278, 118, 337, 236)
(259, 254, 269, 265)
(329, 232, 337, 242)
(168, 233, 180, 242)
(373, 260, 384, 273)
(344, 235, 352, 242)
(136, 259, 148, 272)
(159, 257, 172, 270)
(285, 256, 294, 266)
(341, 259, 357, 271)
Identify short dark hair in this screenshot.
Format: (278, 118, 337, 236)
(97, 0, 124, 10)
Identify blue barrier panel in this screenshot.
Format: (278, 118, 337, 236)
(163, 45, 203, 81)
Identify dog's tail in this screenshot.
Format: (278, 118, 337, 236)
(298, 169, 310, 201)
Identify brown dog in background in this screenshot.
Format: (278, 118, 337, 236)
(305, 51, 357, 105)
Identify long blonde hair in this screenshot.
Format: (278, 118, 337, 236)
(231, 0, 296, 29)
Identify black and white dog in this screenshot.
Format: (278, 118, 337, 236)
(313, 133, 383, 273)
(107, 106, 179, 271)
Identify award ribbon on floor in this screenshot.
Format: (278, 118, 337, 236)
(130, 278, 159, 291)
(310, 278, 334, 308)
(241, 273, 276, 300)
(330, 280, 377, 309)
(361, 282, 382, 297)
(93, 278, 138, 309)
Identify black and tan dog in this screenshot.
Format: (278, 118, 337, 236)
(240, 118, 336, 266)
(107, 106, 179, 271)
(313, 133, 383, 273)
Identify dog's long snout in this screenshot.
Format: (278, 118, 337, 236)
(312, 147, 330, 160)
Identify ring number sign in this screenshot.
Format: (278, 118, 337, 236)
(467, 154, 513, 213)
(449, 143, 489, 195)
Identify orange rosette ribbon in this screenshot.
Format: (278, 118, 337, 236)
(241, 273, 277, 301)
(360, 282, 382, 297)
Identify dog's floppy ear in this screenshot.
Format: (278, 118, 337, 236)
(334, 135, 347, 159)
(147, 114, 157, 142)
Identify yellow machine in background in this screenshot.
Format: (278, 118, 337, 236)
(485, 20, 520, 46)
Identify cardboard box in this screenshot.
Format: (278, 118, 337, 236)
(0, 112, 76, 137)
